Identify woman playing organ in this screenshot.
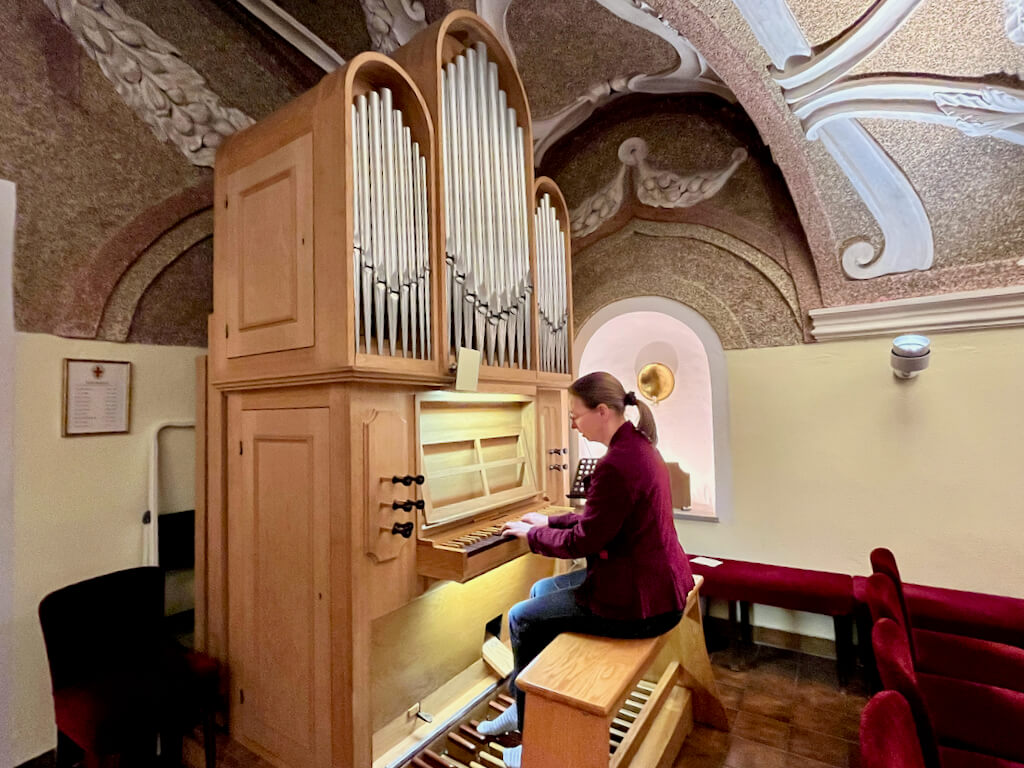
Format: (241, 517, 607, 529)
(485, 372, 697, 768)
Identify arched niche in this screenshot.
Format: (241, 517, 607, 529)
(573, 295, 733, 522)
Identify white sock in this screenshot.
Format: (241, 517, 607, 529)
(502, 745, 522, 768)
(477, 702, 518, 736)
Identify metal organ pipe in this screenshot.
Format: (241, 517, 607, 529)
(535, 193, 568, 374)
(355, 95, 373, 357)
(436, 44, 534, 369)
(350, 86, 431, 359)
(352, 103, 362, 351)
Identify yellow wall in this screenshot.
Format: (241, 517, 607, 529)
(12, 325, 1024, 760)
(677, 327, 1024, 637)
(12, 333, 202, 765)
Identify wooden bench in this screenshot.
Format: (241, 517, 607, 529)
(515, 575, 727, 768)
(688, 556, 857, 685)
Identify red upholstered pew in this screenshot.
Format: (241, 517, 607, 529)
(687, 555, 857, 685)
(854, 548, 1024, 694)
(903, 583, 1024, 650)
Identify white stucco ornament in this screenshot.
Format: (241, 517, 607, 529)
(620, 138, 747, 209)
(43, 0, 254, 167)
(935, 88, 1024, 138)
(730, 0, 936, 280)
(359, 0, 427, 54)
(1008, 0, 1024, 44)
(570, 165, 629, 239)
(568, 137, 748, 237)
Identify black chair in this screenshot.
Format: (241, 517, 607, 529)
(38, 567, 217, 768)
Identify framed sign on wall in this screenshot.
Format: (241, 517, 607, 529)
(62, 359, 132, 436)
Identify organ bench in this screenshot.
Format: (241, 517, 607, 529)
(516, 575, 727, 768)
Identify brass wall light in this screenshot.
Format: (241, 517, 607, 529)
(637, 362, 675, 404)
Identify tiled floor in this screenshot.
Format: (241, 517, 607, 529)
(184, 645, 868, 768)
(674, 645, 868, 768)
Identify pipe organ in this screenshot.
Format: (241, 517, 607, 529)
(201, 16, 719, 768)
(203, 11, 580, 768)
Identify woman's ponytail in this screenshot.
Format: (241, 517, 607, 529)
(569, 374, 659, 446)
(632, 398, 658, 446)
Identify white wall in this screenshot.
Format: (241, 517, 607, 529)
(12, 333, 202, 765)
(677, 327, 1024, 638)
(1, 181, 17, 768)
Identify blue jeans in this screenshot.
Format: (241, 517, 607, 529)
(507, 570, 683, 730)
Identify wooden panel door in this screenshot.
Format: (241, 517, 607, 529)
(223, 133, 314, 359)
(538, 389, 568, 505)
(229, 406, 331, 768)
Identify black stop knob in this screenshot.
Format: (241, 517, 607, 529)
(391, 474, 426, 486)
(391, 522, 414, 538)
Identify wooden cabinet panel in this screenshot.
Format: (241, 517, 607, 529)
(229, 406, 331, 768)
(538, 388, 569, 505)
(224, 134, 314, 359)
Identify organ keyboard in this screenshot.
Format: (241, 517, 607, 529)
(417, 502, 572, 582)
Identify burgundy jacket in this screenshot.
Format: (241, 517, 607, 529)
(527, 421, 695, 620)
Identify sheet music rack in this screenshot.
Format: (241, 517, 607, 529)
(567, 457, 599, 499)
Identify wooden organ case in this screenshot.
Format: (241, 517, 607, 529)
(202, 12, 577, 768)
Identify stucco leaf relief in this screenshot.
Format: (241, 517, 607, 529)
(623, 138, 747, 209)
(935, 88, 1024, 138)
(43, 0, 254, 167)
(569, 137, 748, 237)
(571, 165, 628, 238)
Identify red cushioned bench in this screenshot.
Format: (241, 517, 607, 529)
(854, 572, 1024, 694)
(689, 556, 857, 685)
(903, 583, 1024, 650)
(854, 578, 1024, 651)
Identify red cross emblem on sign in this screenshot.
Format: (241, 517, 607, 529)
(92, 365, 104, 379)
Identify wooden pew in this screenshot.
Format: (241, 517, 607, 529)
(515, 575, 726, 768)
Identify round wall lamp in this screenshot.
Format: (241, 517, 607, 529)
(637, 362, 675, 403)
(891, 334, 930, 379)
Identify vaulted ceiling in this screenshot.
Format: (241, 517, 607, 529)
(6, 0, 1022, 347)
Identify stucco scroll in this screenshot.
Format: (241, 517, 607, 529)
(795, 79, 1024, 146)
(731, 0, 934, 280)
